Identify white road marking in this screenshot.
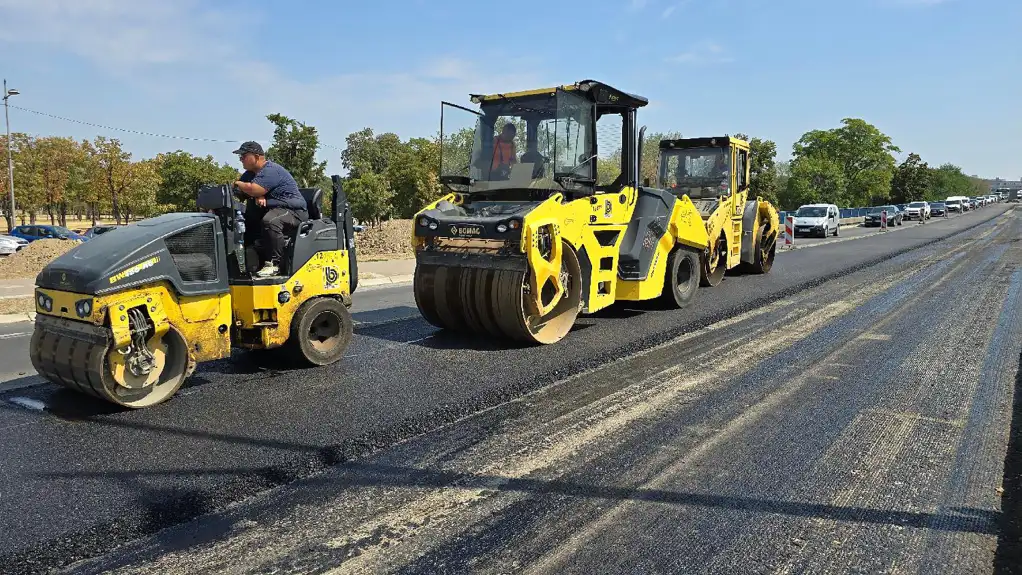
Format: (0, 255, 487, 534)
(0, 332, 29, 340)
(6, 396, 47, 411)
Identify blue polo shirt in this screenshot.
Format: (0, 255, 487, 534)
(240, 160, 307, 211)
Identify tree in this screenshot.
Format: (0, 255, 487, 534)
(340, 128, 404, 180)
(781, 156, 846, 210)
(387, 137, 441, 218)
(345, 168, 393, 226)
(92, 136, 134, 224)
(156, 151, 238, 212)
(928, 163, 974, 199)
(890, 153, 931, 204)
(265, 113, 328, 188)
(791, 118, 900, 206)
(735, 133, 780, 207)
(120, 158, 162, 221)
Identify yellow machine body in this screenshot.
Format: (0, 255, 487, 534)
(412, 79, 716, 344)
(30, 180, 360, 408)
(658, 136, 780, 285)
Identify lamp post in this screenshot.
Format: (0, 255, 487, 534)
(3, 79, 18, 232)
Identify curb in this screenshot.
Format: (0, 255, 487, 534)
(0, 312, 34, 325)
(358, 274, 414, 289)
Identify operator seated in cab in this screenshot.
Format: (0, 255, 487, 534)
(490, 122, 517, 180)
(232, 141, 308, 277)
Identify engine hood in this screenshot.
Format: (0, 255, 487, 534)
(36, 212, 224, 297)
(415, 199, 541, 241)
(794, 216, 826, 226)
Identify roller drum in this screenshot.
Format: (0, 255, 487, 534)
(29, 316, 191, 409)
(413, 246, 582, 345)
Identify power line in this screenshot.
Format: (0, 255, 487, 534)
(7, 104, 343, 151)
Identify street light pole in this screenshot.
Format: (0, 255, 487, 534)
(3, 79, 18, 232)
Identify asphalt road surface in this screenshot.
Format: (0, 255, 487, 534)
(1, 206, 1019, 574)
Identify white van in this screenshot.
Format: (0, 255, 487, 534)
(792, 203, 841, 238)
(945, 196, 968, 213)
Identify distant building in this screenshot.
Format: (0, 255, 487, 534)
(986, 178, 1022, 191)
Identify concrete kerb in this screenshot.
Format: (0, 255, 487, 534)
(0, 312, 35, 325)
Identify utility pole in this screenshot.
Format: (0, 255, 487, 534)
(3, 79, 19, 232)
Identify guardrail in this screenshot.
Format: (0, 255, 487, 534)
(776, 202, 980, 226)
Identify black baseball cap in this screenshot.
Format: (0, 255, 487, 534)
(232, 141, 265, 156)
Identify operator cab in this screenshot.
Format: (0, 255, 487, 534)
(195, 178, 359, 288)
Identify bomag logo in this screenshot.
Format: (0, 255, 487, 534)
(449, 224, 482, 237)
(109, 256, 160, 284)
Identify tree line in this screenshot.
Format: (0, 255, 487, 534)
(0, 113, 989, 233)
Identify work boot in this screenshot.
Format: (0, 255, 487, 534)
(255, 261, 279, 277)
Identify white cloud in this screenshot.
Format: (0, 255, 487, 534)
(661, 5, 677, 18)
(665, 42, 734, 64)
(0, 0, 238, 71)
(0, 0, 556, 174)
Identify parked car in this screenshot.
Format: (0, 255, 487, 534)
(792, 203, 841, 238)
(944, 198, 964, 213)
(82, 224, 119, 239)
(968, 198, 979, 210)
(929, 202, 949, 218)
(904, 201, 931, 220)
(8, 224, 87, 243)
(864, 205, 903, 227)
(0, 234, 28, 256)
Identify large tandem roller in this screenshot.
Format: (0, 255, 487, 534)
(412, 80, 713, 345)
(29, 177, 360, 408)
(657, 136, 780, 285)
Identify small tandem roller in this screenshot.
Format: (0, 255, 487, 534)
(411, 79, 730, 345)
(29, 177, 360, 408)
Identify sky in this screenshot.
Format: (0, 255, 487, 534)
(0, 0, 1019, 180)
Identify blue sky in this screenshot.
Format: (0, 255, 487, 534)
(0, 0, 1018, 179)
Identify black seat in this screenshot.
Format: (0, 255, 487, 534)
(299, 188, 323, 220)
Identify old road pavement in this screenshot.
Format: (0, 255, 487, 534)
(4, 205, 1022, 574)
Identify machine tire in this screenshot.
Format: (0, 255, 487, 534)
(700, 233, 727, 287)
(288, 297, 353, 366)
(748, 221, 776, 275)
(834, 223, 840, 237)
(660, 247, 700, 308)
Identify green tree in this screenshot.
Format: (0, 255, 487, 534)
(340, 128, 404, 180)
(791, 118, 900, 206)
(92, 136, 134, 224)
(735, 133, 780, 207)
(781, 156, 846, 210)
(890, 153, 931, 204)
(265, 113, 328, 188)
(156, 151, 239, 212)
(120, 158, 163, 221)
(345, 168, 393, 226)
(388, 137, 441, 218)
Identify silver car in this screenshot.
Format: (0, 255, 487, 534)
(0, 234, 28, 255)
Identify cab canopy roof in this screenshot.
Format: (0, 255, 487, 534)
(659, 136, 747, 150)
(469, 79, 648, 111)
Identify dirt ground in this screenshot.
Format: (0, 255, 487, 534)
(355, 219, 414, 261)
(0, 239, 82, 279)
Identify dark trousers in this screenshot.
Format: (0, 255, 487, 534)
(245, 204, 308, 265)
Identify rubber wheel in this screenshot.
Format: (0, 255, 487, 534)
(288, 297, 353, 366)
(834, 223, 840, 237)
(748, 223, 776, 274)
(660, 247, 700, 308)
(700, 234, 726, 287)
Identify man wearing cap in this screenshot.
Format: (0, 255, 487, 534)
(232, 141, 308, 277)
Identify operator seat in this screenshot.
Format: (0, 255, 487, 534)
(281, 187, 335, 276)
(299, 187, 323, 220)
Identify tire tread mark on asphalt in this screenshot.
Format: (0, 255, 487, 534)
(0, 209, 1012, 575)
(407, 214, 1017, 575)
(60, 232, 959, 575)
(508, 236, 994, 575)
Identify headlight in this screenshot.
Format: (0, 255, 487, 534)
(75, 298, 93, 318)
(36, 291, 53, 313)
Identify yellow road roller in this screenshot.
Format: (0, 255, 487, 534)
(411, 79, 714, 345)
(656, 136, 779, 286)
(29, 176, 360, 408)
